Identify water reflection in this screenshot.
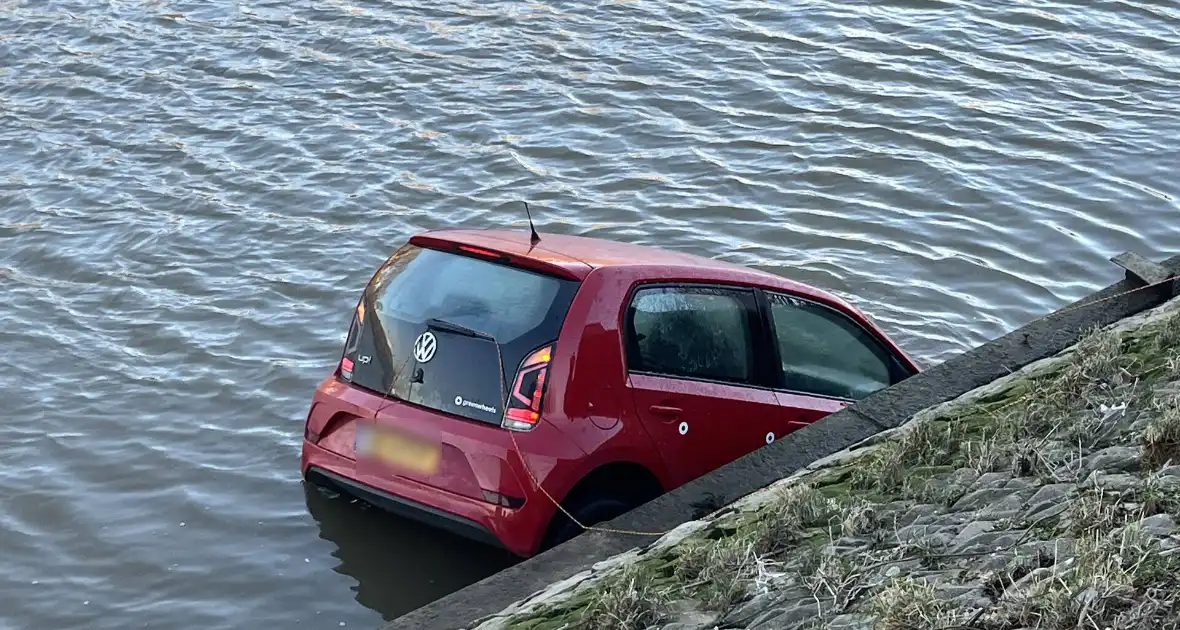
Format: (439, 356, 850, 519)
(303, 481, 519, 620)
(3, 0, 1179, 626)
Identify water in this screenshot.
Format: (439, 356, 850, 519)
(1, 0, 1178, 627)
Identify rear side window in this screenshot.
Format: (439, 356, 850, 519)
(625, 286, 757, 385)
(767, 292, 901, 400)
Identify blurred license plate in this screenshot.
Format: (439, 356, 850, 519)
(355, 425, 440, 475)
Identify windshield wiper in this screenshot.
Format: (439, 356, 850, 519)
(425, 317, 496, 342)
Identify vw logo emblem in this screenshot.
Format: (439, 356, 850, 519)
(413, 331, 437, 363)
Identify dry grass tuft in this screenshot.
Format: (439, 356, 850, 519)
(674, 538, 758, 611)
(868, 577, 972, 630)
(1142, 394, 1180, 469)
(579, 565, 670, 630)
(1058, 326, 1129, 401)
(1153, 313, 1180, 357)
(1007, 377, 1077, 441)
(902, 474, 967, 507)
(750, 484, 835, 556)
(838, 499, 883, 539)
(1008, 440, 1042, 477)
(1136, 468, 1180, 517)
(1063, 402, 1131, 449)
(1167, 355, 1180, 382)
(986, 525, 1180, 630)
(774, 484, 835, 531)
(963, 428, 1014, 474)
(851, 420, 959, 494)
(807, 551, 870, 615)
(1067, 489, 1128, 537)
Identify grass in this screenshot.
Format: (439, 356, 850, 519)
(984, 525, 1180, 630)
(673, 537, 759, 610)
(963, 428, 1014, 475)
(1142, 393, 1180, 469)
(1152, 312, 1180, 357)
(850, 419, 961, 494)
(1136, 468, 1180, 517)
(838, 500, 883, 539)
(807, 551, 868, 615)
(853, 326, 1143, 499)
(497, 303, 1180, 630)
(868, 577, 972, 630)
(576, 565, 669, 630)
(1067, 489, 1129, 537)
(902, 472, 969, 507)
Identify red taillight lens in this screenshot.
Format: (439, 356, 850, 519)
(458, 245, 504, 259)
(502, 344, 553, 432)
(337, 302, 364, 380)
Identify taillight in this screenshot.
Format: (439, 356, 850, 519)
(502, 344, 553, 432)
(338, 302, 364, 380)
(457, 244, 505, 260)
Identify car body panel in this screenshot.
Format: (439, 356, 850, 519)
(626, 373, 783, 488)
(303, 375, 587, 556)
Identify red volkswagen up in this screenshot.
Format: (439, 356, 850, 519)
(300, 229, 920, 557)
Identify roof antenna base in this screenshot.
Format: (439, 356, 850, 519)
(523, 201, 541, 245)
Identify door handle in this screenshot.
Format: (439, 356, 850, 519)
(649, 405, 682, 418)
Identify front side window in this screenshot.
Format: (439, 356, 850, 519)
(767, 292, 900, 400)
(625, 286, 756, 385)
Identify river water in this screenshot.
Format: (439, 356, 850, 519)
(1, 0, 1178, 628)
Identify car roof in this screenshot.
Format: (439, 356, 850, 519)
(422, 228, 743, 270)
(413, 228, 854, 308)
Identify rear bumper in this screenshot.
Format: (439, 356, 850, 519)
(304, 466, 505, 550)
(301, 438, 552, 557)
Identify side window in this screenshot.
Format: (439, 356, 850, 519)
(767, 292, 898, 400)
(625, 286, 756, 385)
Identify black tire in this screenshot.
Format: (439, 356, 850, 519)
(540, 493, 638, 552)
(540, 483, 660, 552)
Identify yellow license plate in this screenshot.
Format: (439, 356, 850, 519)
(361, 428, 440, 475)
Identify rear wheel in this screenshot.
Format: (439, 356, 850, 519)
(537, 463, 664, 553)
(540, 493, 637, 552)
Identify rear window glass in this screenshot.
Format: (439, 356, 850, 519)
(372, 247, 563, 345)
(344, 244, 580, 424)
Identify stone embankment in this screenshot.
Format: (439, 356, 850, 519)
(471, 295, 1180, 630)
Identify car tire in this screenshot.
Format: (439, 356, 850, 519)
(539, 493, 641, 552)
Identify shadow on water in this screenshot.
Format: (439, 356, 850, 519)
(303, 481, 520, 621)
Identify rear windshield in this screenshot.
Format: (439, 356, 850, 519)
(342, 244, 580, 425)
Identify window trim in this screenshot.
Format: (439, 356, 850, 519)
(758, 289, 913, 402)
(621, 282, 778, 389)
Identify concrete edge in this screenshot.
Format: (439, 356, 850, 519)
(382, 252, 1180, 630)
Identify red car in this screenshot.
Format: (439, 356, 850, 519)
(301, 229, 920, 557)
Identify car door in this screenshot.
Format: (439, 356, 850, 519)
(623, 284, 782, 488)
(761, 290, 915, 433)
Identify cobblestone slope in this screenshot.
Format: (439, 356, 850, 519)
(472, 295, 1180, 630)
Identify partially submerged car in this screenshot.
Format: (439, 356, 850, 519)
(301, 229, 920, 557)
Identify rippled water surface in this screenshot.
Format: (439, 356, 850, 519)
(2, 0, 1178, 628)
